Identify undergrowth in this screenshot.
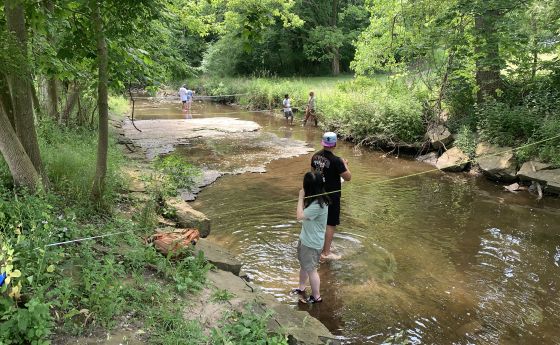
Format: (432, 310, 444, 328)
(0, 99, 284, 344)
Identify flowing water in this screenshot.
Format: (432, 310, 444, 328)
(135, 100, 560, 344)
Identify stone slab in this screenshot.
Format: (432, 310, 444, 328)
(475, 142, 517, 182)
(517, 161, 560, 195)
(194, 239, 243, 276)
(436, 147, 469, 172)
(166, 197, 211, 237)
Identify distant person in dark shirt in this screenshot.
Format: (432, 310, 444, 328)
(311, 132, 351, 261)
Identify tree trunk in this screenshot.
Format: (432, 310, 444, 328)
(46, 78, 59, 118)
(30, 82, 42, 118)
(91, 0, 109, 201)
(330, 0, 340, 76)
(4, 0, 46, 181)
(60, 83, 80, 125)
(0, 106, 41, 191)
(474, 10, 502, 103)
(43, 0, 59, 119)
(530, 15, 538, 81)
(0, 73, 15, 128)
(331, 49, 340, 75)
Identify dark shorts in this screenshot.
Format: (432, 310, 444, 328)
(182, 100, 187, 104)
(327, 196, 340, 226)
(284, 110, 293, 118)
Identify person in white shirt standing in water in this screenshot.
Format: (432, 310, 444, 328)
(283, 94, 294, 126)
(311, 132, 351, 261)
(178, 85, 189, 111)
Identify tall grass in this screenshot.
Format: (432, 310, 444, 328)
(36, 118, 124, 212)
(194, 75, 428, 145)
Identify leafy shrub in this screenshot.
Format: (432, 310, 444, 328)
(0, 298, 52, 345)
(476, 101, 540, 147)
(211, 306, 288, 345)
(454, 125, 477, 159)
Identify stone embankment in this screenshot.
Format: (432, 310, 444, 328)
(419, 125, 560, 197)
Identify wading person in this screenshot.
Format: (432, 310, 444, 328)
(179, 85, 189, 111)
(293, 171, 329, 304)
(311, 132, 351, 261)
(303, 91, 317, 126)
(283, 94, 294, 126)
(185, 87, 194, 112)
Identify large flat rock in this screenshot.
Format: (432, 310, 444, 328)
(517, 161, 560, 195)
(475, 142, 517, 182)
(194, 239, 242, 276)
(436, 147, 469, 172)
(122, 117, 261, 159)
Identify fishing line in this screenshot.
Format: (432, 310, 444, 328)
(211, 132, 560, 219)
(44, 230, 134, 248)
(42, 130, 560, 247)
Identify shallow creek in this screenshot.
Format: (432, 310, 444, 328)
(134, 100, 560, 344)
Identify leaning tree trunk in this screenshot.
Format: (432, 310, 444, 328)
(330, 0, 340, 76)
(91, 0, 109, 201)
(60, 83, 80, 125)
(0, 73, 15, 128)
(474, 10, 502, 103)
(4, 0, 46, 182)
(0, 106, 41, 191)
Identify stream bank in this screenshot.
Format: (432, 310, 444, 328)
(122, 98, 560, 344)
(117, 112, 338, 344)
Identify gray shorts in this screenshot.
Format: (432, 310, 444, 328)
(297, 241, 321, 272)
(284, 110, 293, 118)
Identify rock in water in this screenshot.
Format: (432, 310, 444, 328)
(475, 142, 517, 182)
(416, 152, 439, 167)
(425, 125, 453, 149)
(504, 183, 520, 193)
(436, 147, 469, 172)
(517, 160, 560, 195)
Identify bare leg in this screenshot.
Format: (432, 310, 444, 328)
(299, 268, 308, 291)
(308, 269, 320, 299)
(322, 225, 336, 256)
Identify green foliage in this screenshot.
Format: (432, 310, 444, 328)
(454, 125, 477, 159)
(211, 306, 288, 345)
(149, 154, 202, 201)
(36, 117, 125, 213)
(212, 288, 235, 302)
(0, 298, 52, 345)
(198, 75, 426, 144)
(476, 101, 540, 147)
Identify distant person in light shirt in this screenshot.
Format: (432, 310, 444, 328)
(303, 91, 318, 126)
(178, 85, 194, 111)
(283, 94, 294, 126)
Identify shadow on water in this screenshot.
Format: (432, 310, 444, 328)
(136, 99, 560, 344)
